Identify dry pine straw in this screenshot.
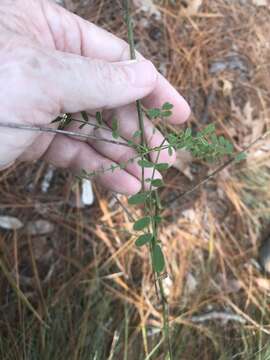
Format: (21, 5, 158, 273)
(0, 0, 270, 359)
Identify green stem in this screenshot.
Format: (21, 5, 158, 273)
(123, 2, 173, 358)
(79, 143, 171, 179)
(124, 0, 146, 190)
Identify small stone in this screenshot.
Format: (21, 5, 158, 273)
(41, 165, 55, 193)
(0, 216, 23, 230)
(81, 179, 94, 206)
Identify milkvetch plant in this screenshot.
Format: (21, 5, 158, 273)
(31, 1, 245, 357)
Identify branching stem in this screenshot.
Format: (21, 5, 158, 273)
(0, 121, 130, 147)
(123, 1, 173, 358)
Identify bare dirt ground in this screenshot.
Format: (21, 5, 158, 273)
(0, 0, 270, 359)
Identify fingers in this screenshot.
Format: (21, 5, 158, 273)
(44, 1, 191, 123)
(43, 134, 143, 195)
(65, 113, 163, 186)
(104, 105, 176, 166)
(50, 53, 158, 113)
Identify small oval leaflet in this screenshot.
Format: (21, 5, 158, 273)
(133, 217, 151, 231)
(0, 216, 23, 230)
(162, 102, 174, 111)
(135, 233, 153, 247)
(154, 215, 162, 224)
(168, 146, 173, 157)
(153, 244, 165, 273)
(185, 128, 192, 137)
(155, 163, 169, 171)
(112, 118, 119, 139)
(128, 192, 149, 205)
(151, 179, 164, 188)
(80, 111, 89, 129)
(96, 111, 103, 125)
(146, 108, 161, 119)
(235, 152, 247, 163)
(161, 110, 172, 117)
(138, 159, 155, 168)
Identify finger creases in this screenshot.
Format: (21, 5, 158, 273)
(44, 1, 190, 123)
(43, 134, 143, 195)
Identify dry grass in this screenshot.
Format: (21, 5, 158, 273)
(0, 0, 270, 359)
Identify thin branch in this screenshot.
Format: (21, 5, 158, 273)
(124, 0, 146, 189)
(67, 117, 113, 132)
(123, 1, 173, 359)
(0, 121, 130, 147)
(111, 193, 135, 222)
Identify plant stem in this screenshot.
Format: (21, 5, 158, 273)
(0, 121, 129, 147)
(124, 0, 146, 191)
(123, 2, 173, 358)
(148, 139, 173, 358)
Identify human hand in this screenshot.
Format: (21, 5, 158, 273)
(0, 0, 190, 194)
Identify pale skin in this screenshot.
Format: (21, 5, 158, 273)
(0, 0, 190, 194)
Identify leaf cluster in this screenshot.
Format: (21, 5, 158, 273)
(167, 123, 234, 162)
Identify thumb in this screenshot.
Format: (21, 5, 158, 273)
(51, 53, 158, 113)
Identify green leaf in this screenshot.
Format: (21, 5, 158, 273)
(218, 136, 226, 146)
(235, 152, 247, 163)
(133, 217, 151, 231)
(81, 111, 89, 123)
(168, 146, 173, 157)
(132, 130, 141, 138)
(210, 134, 218, 145)
(110, 164, 117, 172)
(79, 113, 89, 128)
(147, 108, 161, 119)
(153, 244, 165, 273)
(135, 233, 153, 247)
(161, 110, 172, 118)
(151, 179, 164, 188)
(112, 118, 119, 139)
(128, 192, 149, 205)
(162, 102, 174, 111)
(225, 142, 234, 154)
(138, 159, 155, 168)
(202, 123, 215, 135)
(96, 111, 103, 125)
(154, 215, 162, 224)
(155, 163, 169, 171)
(200, 138, 209, 146)
(185, 128, 192, 137)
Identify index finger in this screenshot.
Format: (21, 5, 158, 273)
(44, 1, 191, 123)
